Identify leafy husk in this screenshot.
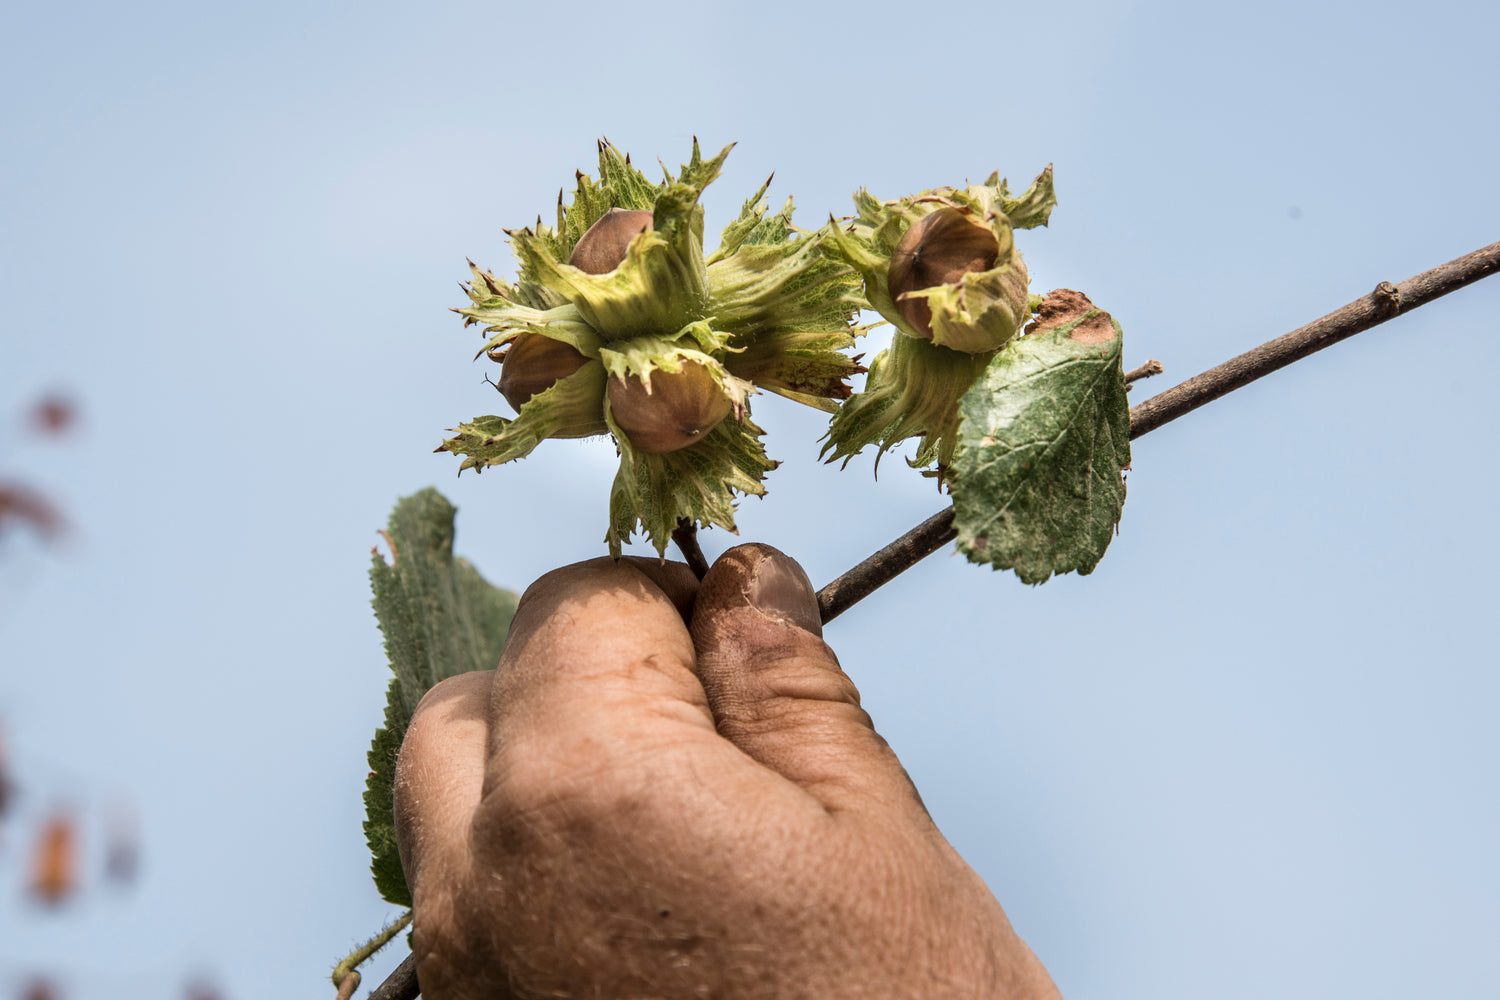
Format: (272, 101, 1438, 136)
(821, 332, 993, 471)
(825, 166, 1055, 354)
(604, 401, 777, 557)
(437, 361, 609, 470)
(506, 142, 731, 340)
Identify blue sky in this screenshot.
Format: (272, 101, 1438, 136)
(2, 0, 1497, 997)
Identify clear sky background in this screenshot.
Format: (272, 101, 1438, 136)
(2, 0, 1497, 997)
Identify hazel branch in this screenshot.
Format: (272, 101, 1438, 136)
(1123, 359, 1164, 387)
(367, 954, 418, 1000)
(814, 239, 1500, 624)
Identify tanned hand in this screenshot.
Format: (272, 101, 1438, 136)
(393, 543, 1060, 999)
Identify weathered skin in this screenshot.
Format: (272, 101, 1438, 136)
(394, 544, 1061, 1000)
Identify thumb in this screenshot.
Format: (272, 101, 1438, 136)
(690, 544, 926, 818)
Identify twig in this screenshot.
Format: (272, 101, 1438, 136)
(334, 971, 361, 1000)
(813, 240, 1500, 621)
(1127, 243, 1500, 437)
(367, 954, 418, 1000)
(331, 909, 412, 993)
(818, 508, 958, 624)
(671, 518, 711, 580)
(1123, 359, 1164, 387)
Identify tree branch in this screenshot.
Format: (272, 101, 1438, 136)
(365, 238, 1500, 998)
(1123, 359, 1164, 386)
(814, 240, 1500, 624)
(817, 508, 958, 624)
(367, 954, 417, 1000)
(1127, 241, 1499, 436)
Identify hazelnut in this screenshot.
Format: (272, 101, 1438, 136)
(497, 333, 589, 413)
(569, 208, 654, 275)
(607, 362, 732, 454)
(887, 207, 1000, 339)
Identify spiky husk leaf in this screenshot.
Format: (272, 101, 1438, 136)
(821, 333, 993, 471)
(598, 337, 753, 414)
(506, 142, 732, 341)
(437, 361, 608, 470)
(549, 140, 665, 257)
(604, 405, 777, 557)
(705, 194, 867, 407)
(462, 300, 605, 362)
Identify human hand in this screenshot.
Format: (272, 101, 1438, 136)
(393, 543, 1060, 999)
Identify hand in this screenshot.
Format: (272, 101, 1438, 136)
(393, 543, 1060, 999)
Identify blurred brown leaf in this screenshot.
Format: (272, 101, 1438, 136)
(29, 811, 77, 905)
(184, 980, 223, 1000)
(20, 978, 58, 1000)
(29, 394, 77, 437)
(0, 482, 64, 541)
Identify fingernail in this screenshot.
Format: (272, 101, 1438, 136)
(747, 549, 823, 637)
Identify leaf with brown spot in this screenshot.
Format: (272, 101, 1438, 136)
(951, 295, 1130, 584)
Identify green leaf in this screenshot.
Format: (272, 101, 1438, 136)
(363, 678, 410, 908)
(363, 488, 519, 905)
(950, 297, 1130, 584)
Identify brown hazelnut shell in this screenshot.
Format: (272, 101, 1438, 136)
(607, 362, 733, 454)
(568, 208, 654, 275)
(887, 207, 1000, 339)
(498, 333, 590, 413)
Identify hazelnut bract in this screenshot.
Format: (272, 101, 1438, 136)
(888, 208, 1000, 340)
(569, 208, 654, 275)
(608, 362, 732, 454)
(498, 333, 590, 413)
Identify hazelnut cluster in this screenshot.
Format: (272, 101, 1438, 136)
(439, 141, 865, 555)
(439, 142, 1055, 552)
(822, 168, 1056, 471)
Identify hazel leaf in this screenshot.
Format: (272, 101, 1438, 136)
(365, 488, 519, 905)
(950, 295, 1130, 584)
(363, 678, 410, 908)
